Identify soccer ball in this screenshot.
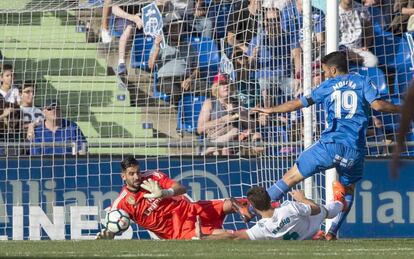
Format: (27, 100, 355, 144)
(105, 209, 130, 234)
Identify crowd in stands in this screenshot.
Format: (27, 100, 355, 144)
(0, 64, 86, 156)
(97, 0, 414, 156)
(1, 0, 413, 156)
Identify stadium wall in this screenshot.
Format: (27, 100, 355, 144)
(0, 157, 413, 239)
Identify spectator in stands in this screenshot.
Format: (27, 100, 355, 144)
(0, 92, 21, 147)
(0, 64, 20, 104)
(338, 0, 378, 67)
(247, 10, 293, 107)
(280, 0, 325, 78)
(100, 0, 112, 44)
(184, 0, 213, 38)
(31, 99, 87, 155)
(112, 3, 144, 75)
(389, 0, 414, 35)
(362, 0, 393, 30)
(148, 20, 206, 101)
(226, 0, 260, 58)
(0, 64, 21, 150)
(20, 82, 43, 141)
(197, 73, 261, 155)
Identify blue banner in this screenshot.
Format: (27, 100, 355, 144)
(0, 157, 412, 239)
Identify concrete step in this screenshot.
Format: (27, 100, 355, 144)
(0, 25, 86, 43)
(35, 76, 129, 107)
(87, 138, 168, 156)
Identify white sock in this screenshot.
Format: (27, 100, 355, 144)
(118, 59, 125, 65)
(324, 201, 343, 219)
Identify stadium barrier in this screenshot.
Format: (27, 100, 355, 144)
(0, 156, 413, 240)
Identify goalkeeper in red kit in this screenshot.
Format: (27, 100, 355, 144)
(96, 156, 250, 239)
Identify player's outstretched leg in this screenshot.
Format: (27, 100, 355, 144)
(326, 181, 355, 240)
(267, 164, 304, 201)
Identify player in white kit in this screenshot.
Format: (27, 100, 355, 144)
(199, 185, 345, 240)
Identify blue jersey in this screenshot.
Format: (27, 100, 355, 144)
(300, 73, 380, 150)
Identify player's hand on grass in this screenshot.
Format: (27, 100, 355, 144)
(140, 179, 164, 199)
(290, 189, 306, 202)
(96, 229, 115, 240)
(193, 216, 204, 240)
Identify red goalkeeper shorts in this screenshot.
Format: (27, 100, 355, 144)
(172, 199, 226, 239)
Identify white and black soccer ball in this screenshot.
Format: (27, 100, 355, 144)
(105, 209, 131, 234)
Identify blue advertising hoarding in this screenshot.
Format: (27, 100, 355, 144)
(0, 157, 412, 239)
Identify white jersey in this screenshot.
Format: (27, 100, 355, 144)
(21, 106, 44, 124)
(246, 201, 326, 240)
(0, 86, 20, 104)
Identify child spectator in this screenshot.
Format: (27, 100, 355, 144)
(0, 64, 20, 104)
(112, 3, 144, 75)
(31, 100, 87, 155)
(100, 0, 113, 44)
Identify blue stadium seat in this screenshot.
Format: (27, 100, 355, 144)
(130, 33, 154, 70)
(405, 132, 414, 156)
(373, 23, 412, 71)
(351, 66, 389, 96)
(152, 68, 171, 102)
(373, 23, 401, 69)
(176, 94, 207, 134)
(186, 36, 220, 84)
(394, 67, 414, 95)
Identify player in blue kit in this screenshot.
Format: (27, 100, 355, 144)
(251, 51, 400, 240)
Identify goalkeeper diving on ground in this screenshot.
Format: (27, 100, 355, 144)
(96, 156, 265, 240)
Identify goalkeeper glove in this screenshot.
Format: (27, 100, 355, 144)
(140, 179, 174, 199)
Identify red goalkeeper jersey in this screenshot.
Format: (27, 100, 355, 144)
(110, 170, 225, 239)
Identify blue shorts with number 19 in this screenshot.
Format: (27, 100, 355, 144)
(296, 141, 364, 186)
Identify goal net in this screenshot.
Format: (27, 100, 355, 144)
(0, 0, 412, 240)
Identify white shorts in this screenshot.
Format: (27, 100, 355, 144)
(302, 205, 327, 240)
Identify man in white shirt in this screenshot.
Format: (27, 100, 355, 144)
(20, 82, 43, 141)
(199, 185, 345, 240)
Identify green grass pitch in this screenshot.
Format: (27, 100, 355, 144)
(0, 239, 413, 258)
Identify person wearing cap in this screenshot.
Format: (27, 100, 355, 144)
(19, 81, 43, 141)
(30, 100, 87, 155)
(197, 73, 261, 155)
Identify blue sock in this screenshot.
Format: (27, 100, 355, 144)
(328, 193, 354, 236)
(267, 180, 290, 201)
